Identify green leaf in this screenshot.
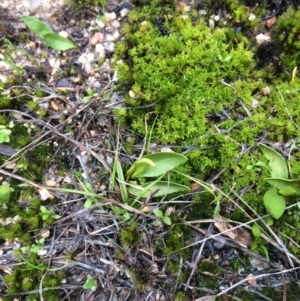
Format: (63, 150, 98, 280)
(163, 216, 171, 225)
(0, 185, 11, 203)
(126, 158, 155, 179)
(153, 208, 163, 217)
(263, 188, 286, 219)
(83, 275, 97, 291)
(251, 224, 261, 237)
(43, 33, 78, 50)
(127, 181, 190, 198)
(40, 206, 47, 213)
(0, 129, 11, 143)
(116, 157, 128, 202)
(264, 216, 273, 226)
(259, 143, 288, 179)
(22, 16, 53, 39)
(42, 214, 49, 220)
(278, 186, 297, 196)
(84, 198, 94, 208)
(129, 152, 187, 179)
(266, 178, 300, 195)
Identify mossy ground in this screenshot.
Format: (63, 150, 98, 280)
(1, 0, 300, 300)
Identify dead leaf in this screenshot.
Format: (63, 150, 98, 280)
(193, 296, 216, 301)
(214, 215, 252, 248)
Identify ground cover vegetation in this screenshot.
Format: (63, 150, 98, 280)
(0, 0, 300, 300)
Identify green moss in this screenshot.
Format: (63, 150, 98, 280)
(119, 220, 142, 247)
(273, 7, 300, 72)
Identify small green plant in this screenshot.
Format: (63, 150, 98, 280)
(272, 7, 300, 72)
(0, 184, 11, 204)
(20, 237, 45, 254)
(0, 122, 14, 143)
(124, 152, 190, 200)
(153, 208, 171, 225)
(82, 88, 98, 102)
(21, 16, 77, 51)
(259, 143, 300, 220)
(40, 205, 61, 221)
(83, 275, 97, 291)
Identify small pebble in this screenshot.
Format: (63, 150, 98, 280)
(255, 33, 270, 45)
(90, 32, 104, 45)
(95, 44, 106, 58)
(103, 42, 114, 52)
(96, 19, 106, 28)
(105, 34, 114, 42)
(208, 19, 215, 29)
(86, 53, 95, 63)
(248, 13, 256, 21)
(120, 8, 128, 18)
(59, 31, 69, 38)
(129, 90, 135, 98)
(72, 31, 83, 39)
(84, 63, 92, 73)
(0, 61, 10, 70)
(105, 12, 116, 23)
(28, 41, 36, 48)
(113, 31, 120, 40)
(111, 19, 121, 29)
(265, 16, 276, 28)
(251, 99, 259, 108)
(45, 180, 57, 187)
(262, 86, 271, 96)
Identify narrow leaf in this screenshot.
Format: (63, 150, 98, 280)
(263, 188, 286, 219)
(127, 181, 190, 198)
(259, 143, 288, 179)
(193, 296, 216, 301)
(266, 178, 300, 195)
(22, 16, 53, 39)
(43, 33, 78, 50)
(116, 157, 128, 203)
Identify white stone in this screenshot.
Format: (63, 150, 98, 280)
(0, 74, 8, 83)
(103, 42, 114, 52)
(255, 33, 270, 45)
(208, 19, 215, 29)
(129, 90, 135, 98)
(111, 19, 121, 29)
(0, 61, 11, 70)
(96, 19, 106, 29)
(251, 99, 259, 108)
(249, 13, 256, 21)
(105, 34, 114, 42)
(95, 43, 105, 53)
(105, 12, 117, 23)
(120, 8, 129, 18)
(84, 63, 92, 73)
(86, 52, 95, 63)
(59, 31, 68, 38)
(214, 15, 220, 22)
(113, 31, 121, 40)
